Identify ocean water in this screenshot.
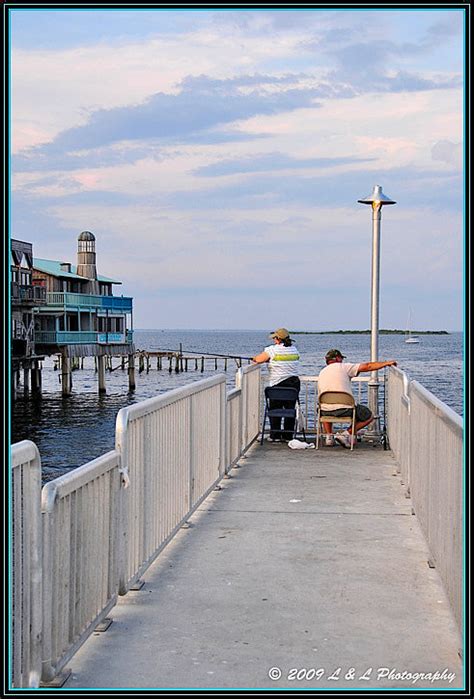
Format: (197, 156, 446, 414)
(11, 330, 463, 480)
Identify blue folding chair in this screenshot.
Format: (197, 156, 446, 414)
(260, 386, 305, 444)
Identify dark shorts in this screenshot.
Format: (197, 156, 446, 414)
(321, 404, 372, 422)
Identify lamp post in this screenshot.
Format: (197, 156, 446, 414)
(358, 185, 396, 438)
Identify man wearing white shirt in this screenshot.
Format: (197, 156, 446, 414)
(318, 349, 397, 448)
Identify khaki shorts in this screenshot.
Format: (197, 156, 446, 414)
(320, 404, 372, 422)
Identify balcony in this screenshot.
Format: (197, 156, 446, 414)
(42, 292, 133, 312)
(11, 283, 47, 304)
(35, 331, 134, 345)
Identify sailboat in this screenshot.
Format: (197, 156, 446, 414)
(405, 308, 420, 344)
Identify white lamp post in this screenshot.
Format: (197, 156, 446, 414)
(358, 185, 396, 437)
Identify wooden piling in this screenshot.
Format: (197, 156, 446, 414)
(146, 354, 150, 373)
(128, 353, 136, 391)
(122, 357, 126, 370)
(61, 349, 72, 395)
(31, 360, 42, 394)
(224, 358, 227, 371)
(168, 356, 172, 373)
(97, 355, 106, 394)
(201, 357, 204, 373)
(195, 358, 198, 371)
(23, 366, 30, 393)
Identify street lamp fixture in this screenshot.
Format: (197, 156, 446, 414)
(358, 185, 396, 438)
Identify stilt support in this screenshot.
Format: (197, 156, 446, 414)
(61, 350, 72, 395)
(97, 355, 106, 393)
(128, 353, 136, 391)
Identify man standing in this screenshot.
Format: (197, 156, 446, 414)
(318, 349, 397, 448)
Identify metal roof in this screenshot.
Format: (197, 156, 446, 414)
(33, 258, 121, 284)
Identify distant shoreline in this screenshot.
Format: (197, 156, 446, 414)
(291, 330, 449, 335)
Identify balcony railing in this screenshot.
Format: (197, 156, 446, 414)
(11, 283, 47, 304)
(43, 292, 132, 312)
(35, 331, 134, 345)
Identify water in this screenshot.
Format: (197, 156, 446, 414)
(11, 330, 463, 480)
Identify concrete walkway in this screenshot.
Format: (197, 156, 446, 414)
(66, 442, 463, 690)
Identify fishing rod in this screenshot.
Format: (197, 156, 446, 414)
(148, 347, 254, 361)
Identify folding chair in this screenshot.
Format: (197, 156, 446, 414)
(316, 391, 356, 450)
(260, 386, 304, 444)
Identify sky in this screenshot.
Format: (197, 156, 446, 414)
(9, 6, 465, 331)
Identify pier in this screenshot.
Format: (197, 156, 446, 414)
(10, 365, 464, 690)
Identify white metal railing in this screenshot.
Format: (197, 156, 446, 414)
(40, 450, 122, 682)
(115, 374, 227, 594)
(11, 368, 263, 686)
(11, 441, 42, 689)
(385, 367, 411, 486)
(386, 368, 463, 631)
(236, 363, 261, 452)
(409, 381, 463, 631)
(226, 388, 242, 472)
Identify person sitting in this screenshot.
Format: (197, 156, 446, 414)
(318, 349, 397, 448)
(252, 328, 300, 441)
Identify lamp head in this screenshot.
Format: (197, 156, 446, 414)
(358, 185, 396, 206)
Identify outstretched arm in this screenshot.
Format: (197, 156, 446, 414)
(358, 360, 397, 373)
(252, 351, 271, 364)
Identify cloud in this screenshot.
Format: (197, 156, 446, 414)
(431, 140, 462, 168)
(309, 13, 463, 93)
(192, 152, 374, 177)
(10, 9, 464, 332)
(14, 74, 327, 171)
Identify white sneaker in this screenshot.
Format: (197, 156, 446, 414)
(324, 434, 335, 447)
(335, 431, 355, 449)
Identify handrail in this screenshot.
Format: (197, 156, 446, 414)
(11, 373, 257, 685)
(236, 363, 261, 453)
(116, 374, 228, 594)
(44, 292, 132, 311)
(11, 441, 42, 689)
(386, 366, 463, 632)
(40, 451, 122, 683)
(10, 365, 463, 685)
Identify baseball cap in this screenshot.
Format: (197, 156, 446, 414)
(270, 328, 290, 340)
(325, 349, 346, 361)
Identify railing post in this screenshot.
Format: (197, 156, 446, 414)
(40, 485, 56, 683)
(219, 380, 226, 477)
(236, 368, 245, 453)
(115, 408, 130, 596)
(189, 394, 195, 508)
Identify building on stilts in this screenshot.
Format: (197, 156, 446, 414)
(30, 231, 135, 394)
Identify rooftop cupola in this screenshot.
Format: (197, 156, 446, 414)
(77, 230, 97, 280)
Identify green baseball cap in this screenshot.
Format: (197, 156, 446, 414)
(325, 349, 346, 361)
